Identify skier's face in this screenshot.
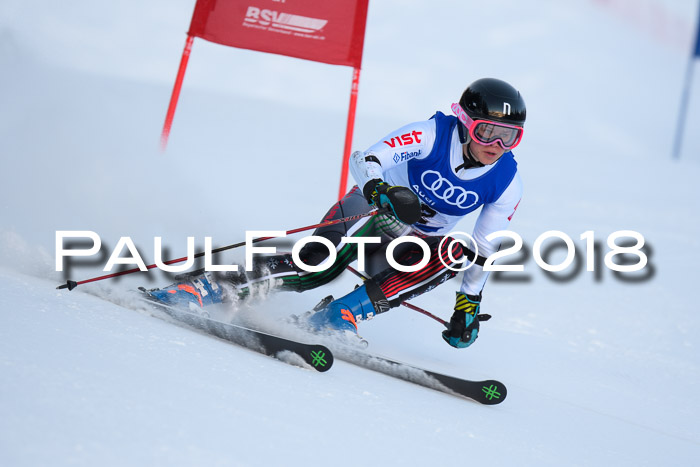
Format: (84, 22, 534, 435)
(467, 140, 506, 165)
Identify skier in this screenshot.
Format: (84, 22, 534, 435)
(145, 78, 526, 349)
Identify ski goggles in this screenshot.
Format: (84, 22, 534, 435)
(451, 102, 524, 150)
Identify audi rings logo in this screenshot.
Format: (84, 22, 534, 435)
(421, 171, 479, 209)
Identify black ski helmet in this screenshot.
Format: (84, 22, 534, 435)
(459, 78, 526, 126)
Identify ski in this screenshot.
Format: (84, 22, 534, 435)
(336, 349, 506, 404)
(135, 292, 333, 372)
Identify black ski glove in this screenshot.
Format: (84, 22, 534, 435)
(442, 292, 491, 348)
(363, 179, 422, 225)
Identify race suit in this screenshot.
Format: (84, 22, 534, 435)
(230, 111, 522, 311)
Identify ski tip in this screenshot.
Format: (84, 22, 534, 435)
(308, 345, 334, 372)
(477, 380, 507, 405)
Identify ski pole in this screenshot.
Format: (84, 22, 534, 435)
(57, 209, 384, 291)
(345, 264, 448, 328)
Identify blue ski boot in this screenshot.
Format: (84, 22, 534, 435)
(305, 284, 385, 334)
(142, 272, 225, 312)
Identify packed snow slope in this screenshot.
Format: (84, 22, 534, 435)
(1, 0, 700, 465)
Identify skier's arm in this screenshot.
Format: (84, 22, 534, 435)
(348, 120, 434, 224)
(443, 173, 522, 349)
(461, 172, 523, 296)
(349, 120, 435, 190)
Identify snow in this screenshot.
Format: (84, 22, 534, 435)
(2, 0, 700, 465)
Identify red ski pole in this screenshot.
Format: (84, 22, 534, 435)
(57, 209, 383, 291)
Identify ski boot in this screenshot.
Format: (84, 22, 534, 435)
(140, 271, 225, 315)
(301, 284, 385, 338)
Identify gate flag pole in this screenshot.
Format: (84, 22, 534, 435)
(672, 4, 700, 159)
(161, 35, 194, 151)
(338, 67, 361, 200)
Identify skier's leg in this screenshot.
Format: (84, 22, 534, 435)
(220, 186, 380, 299)
(305, 235, 464, 333)
(145, 186, 379, 308)
(371, 235, 465, 307)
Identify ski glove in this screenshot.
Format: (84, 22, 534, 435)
(363, 179, 422, 225)
(442, 292, 490, 349)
